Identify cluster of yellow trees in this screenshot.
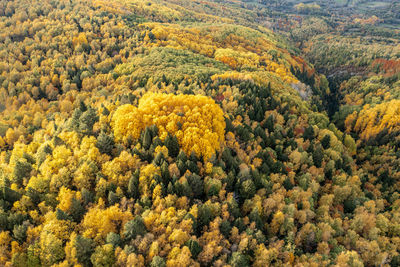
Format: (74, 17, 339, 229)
(113, 93, 225, 160)
(346, 99, 400, 140)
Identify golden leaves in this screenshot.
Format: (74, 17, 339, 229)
(350, 99, 400, 140)
(113, 92, 225, 160)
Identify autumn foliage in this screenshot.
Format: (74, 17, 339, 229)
(113, 93, 225, 160)
(0, 0, 399, 266)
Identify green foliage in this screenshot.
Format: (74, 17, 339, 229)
(106, 232, 121, 248)
(12, 160, 32, 186)
(321, 134, 331, 149)
(114, 47, 228, 83)
(73, 235, 95, 266)
(91, 244, 115, 267)
(230, 252, 249, 267)
(96, 132, 115, 155)
(165, 134, 179, 158)
(185, 239, 202, 259)
(150, 256, 166, 267)
(240, 179, 256, 199)
(312, 146, 324, 168)
(123, 216, 147, 240)
(13, 224, 27, 242)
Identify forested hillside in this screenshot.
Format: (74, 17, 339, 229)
(0, 0, 399, 266)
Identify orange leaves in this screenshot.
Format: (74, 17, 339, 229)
(371, 59, 400, 77)
(113, 92, 225, 160)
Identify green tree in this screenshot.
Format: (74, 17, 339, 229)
(150, 256, 166, 267)
(165, 134, 179, 158)
(79, 107, 98, 134)
(142, 127, 152, 150)
(123, 216, 147, 241)
(128, 172, 139, 199)
(321, 134, 331, 149)
(73, 235, 95, 266)
(91, 244, 115, 267)
(240, 179, 256, 199)
(185, 239, 202, 259)
(13, 223, 27, 242)
(313, 146, 324, 168)
(106, 232, 121, 248)
(230, 252, 249, 267)
(96, 132, 114, 155)
(304, 125, 315, 140)
(12, 160, 32, 186)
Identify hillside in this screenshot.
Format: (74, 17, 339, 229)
(0, 0, 399, 266)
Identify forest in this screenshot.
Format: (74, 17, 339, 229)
(0, 0, 399, 266)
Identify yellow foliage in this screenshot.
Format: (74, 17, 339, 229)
(214, 48, 259, 69)
(72, 33, 88, 48)
(113, 92, 225, 160)
(102, 151, 140, 187)
(139, 164, 160, 196)
(166, 246, 195, 267)
(81, 205, 133, 241)
(0, 231, 11, 264)
(352, 99, 400, 140)
(57, 187, 78, 213)
(270, 210, 285, 234)
(168, 228, 190, 246)
(155, 145, 169, 158)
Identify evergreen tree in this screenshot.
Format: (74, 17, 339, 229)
(79, 107, 98, 134)
(123, 216, 147, 240)
(185, 239, 202, 259)
(142, 127, 152, 150)
(321, 134, 331, 149)
(106, 232, 121, 248)
(165, 134, 179, 158)
(313, 146, 324, 168)
(304, 126, 315, 140)
(150, 256, 166, 267)
(74, 235, 95, 266)
(96, 132, 114, 155)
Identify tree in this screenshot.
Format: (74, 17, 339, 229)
(13, 224, 27, 243)
(142, 127, 152, 150)
(123, 216, 147, 241)
(82, 205, 133, 241)
(165, 134, 179, 158)
(304, 126, 315, 140)
(263, 115, 274, 133)
(106, 232, 121, 248)
(187, 173, 204, 199)
(313, 146, 324, 168)
(12, 160, 31, 185)
(321, 134, 331, 149)
(79, 107, 98, 134)
(150, 256, 166, 267)
(96, 132, 114, 155)
(91, 244, 115, 267)
(128, 172, 139, 199)
(185, 239, 202, 259)
(67, 234, 95, 266)
(343, 134, 356, 155)
(230, 252, 249, 267)
(240, 179, 256, 199)
(39, 232, 65, 266)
